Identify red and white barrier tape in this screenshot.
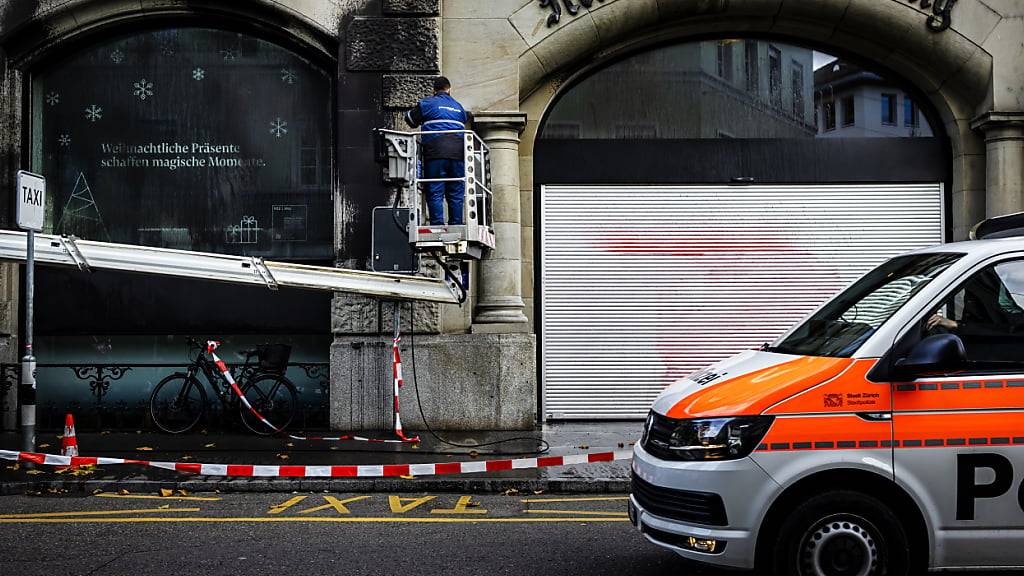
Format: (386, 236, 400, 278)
(207, 341, 415, 444)
(0, 449, 632, 478)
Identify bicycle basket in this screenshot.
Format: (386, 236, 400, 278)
(256, 344, 292, 374)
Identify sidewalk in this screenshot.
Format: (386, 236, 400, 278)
(0, 423, 640, 495)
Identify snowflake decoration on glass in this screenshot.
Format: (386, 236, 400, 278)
(220, 47, 239, 61)
(280, 68, 297, 85)
(133, 78, 153, 101)
(58, 134, 71, 147)
(192, 67, 206, 81)
(84, 104, 103, 122)
(269, 117, 288, 138)
(110, 49, 125, 64)
(45, 91, 60, 106)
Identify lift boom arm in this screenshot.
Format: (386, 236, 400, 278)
(0, 229, 460, 304)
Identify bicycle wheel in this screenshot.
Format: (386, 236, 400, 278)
(149, 373, 206, 434)
(238, 373, 298, 435)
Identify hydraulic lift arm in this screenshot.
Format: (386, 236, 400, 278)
(0, 229, 461, 304)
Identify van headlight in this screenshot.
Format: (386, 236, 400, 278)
(644, 415, 774, 461)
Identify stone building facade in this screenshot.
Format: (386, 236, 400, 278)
(0, 0, 1021, 431)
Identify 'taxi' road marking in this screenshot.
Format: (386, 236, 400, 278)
(430, 496, 487, 515)
(268, 495, 308, 514)
(299, 496, 370, 515)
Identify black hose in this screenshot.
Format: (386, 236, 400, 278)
(407, 301, 549, 456)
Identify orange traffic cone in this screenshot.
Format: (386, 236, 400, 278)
(60, 413, 79, 468)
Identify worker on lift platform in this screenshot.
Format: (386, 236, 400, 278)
(404, 76, 471, 226)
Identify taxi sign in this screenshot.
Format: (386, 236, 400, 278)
(15, 170, 45, 231)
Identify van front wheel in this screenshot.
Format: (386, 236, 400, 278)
(770, 490, 911, 576)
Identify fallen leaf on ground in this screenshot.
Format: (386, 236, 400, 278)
(5, 463, 20, 471)
(176, 489, 189, 496)
(329, 446, 338, 451)
(38, 443, 50, 449)
(119, 489, 130, 495)
(203, 443, 216, 448)
(533, 490, 544, 495)
(26, 469, 45, 475)
(276, 453, 289, 460)
(502, 488, 519, 496)
(92, 489, 104, 495)
(158, 504, 170, 509)
(286, 442, 294, 447)
(56, 435, 63, 440)
(400, 475, 415, 479)
(136, 446, 154, 451)
(160, 488, 173, 497)
(180, 455, 193, 461)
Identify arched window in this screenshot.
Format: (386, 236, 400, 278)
(542, 40, 936, 141)
(31, 27, 333, 260)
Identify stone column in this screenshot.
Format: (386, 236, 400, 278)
(472, 112, 530, 330)
(972, 112, 1024, 217)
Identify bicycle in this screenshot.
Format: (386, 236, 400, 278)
(149, 337, 298, 435)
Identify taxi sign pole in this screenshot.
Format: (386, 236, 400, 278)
(15, 170, 44, 455)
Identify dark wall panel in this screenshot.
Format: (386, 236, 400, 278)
(34, 267, 330, 335)
(535, 138, 948, 185)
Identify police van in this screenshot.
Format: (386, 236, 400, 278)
(630, 214, 1024, 574)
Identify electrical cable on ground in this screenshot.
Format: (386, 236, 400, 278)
(407, 301, 550, 456)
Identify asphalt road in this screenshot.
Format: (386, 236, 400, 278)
(1, 492, 1022, 576)
(0, 491, 702, 576)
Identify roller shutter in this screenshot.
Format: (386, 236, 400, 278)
(540, 184, 944, 419)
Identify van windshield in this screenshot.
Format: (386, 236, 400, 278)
(771, 253, 964, 358)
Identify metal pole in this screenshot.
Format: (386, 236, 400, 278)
(20, 229, 35, 454)
(392, 301, 400, 433)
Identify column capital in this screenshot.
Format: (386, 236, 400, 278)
(971, 111, 1024, 133)
(472, 111, 528, 139)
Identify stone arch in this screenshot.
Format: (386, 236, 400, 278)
(0, 0, 338, 66)
(517, 0, 993, 239)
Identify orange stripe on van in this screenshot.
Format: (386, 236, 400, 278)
(666, 356, 853, 419)
(893, 413, 1024, 446)
(894, 379, 1024, 412)
(757, 414, 892, 451)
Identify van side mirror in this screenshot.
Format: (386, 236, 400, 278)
(894, 333, 966, 378)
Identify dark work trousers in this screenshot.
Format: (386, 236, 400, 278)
(424, 158, 465, 226)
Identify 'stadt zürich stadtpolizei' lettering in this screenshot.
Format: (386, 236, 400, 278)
(538, 0, 956, 32)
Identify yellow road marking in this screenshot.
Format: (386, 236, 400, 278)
(268, 495, 308, 514)
(299, 495, 370, 515)
(0, 507, 201, 519)
(0, 517, 630, 524)
(431, 495, 487, 515)
(520, 496, 630, 503)
(388, 495, 436, 513)
(94, 493, 221, 502)
(523, 510, 629, 516)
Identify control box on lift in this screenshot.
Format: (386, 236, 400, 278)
(374, 128, 494, 261)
